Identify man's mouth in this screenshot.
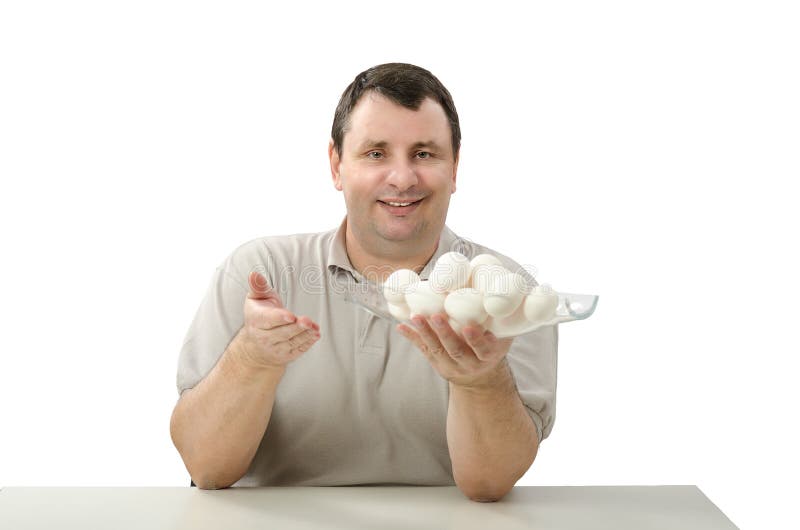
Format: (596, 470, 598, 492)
(377, 198, 424, 214)
(378, 199, 423, 207)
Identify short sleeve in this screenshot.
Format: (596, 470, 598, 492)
(175, 263, 250, 396)
(505, 323, 558, 443)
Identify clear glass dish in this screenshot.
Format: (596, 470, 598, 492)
(343, 281, 598, 338)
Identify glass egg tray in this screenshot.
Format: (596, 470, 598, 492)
(343, 280, 598, 338)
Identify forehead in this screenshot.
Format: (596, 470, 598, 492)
(343, 92, 452, 152)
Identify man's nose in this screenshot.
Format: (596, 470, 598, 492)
(385, 159, 419, 190)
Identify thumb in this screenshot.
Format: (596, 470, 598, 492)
(248, 271, 283, 306)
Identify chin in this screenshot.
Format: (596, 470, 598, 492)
(376, 223, 425, 243)
(378, 229, 418, 242)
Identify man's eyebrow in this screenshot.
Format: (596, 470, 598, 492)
(355, 139, 446, 151)
(410, 140, 444, 151)
(357, 139, 388, 150)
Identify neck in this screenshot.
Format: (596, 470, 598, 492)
(344, 220, 440, 283)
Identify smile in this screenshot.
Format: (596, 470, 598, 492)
(377, 198, 424, 214)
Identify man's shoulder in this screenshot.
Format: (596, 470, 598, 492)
(229, 227, 336, 260)
(216, 227, 337, 283)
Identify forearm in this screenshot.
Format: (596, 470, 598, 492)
(170, 328, 285, 489)
(446, 360, 538, 502)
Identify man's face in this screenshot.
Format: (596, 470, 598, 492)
(329, 92, 458, 251)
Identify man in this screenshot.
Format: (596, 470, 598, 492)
(170, 63, 558, 502)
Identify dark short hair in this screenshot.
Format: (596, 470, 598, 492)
(331, 63, 461, 160)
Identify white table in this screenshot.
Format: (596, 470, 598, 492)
(0, 485, 738, 529)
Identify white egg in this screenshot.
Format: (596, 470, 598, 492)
(387, 301, 411, 321)
(470, 263, 508, 293)
(468, 253, 504, 287)
(405, 280, 446, 316)
(523, 285, 559, 323)
(444, 288, 488, 325)
(448, 318, 488, 338)
(469, 253, 504, 269)
(483, 272, 526, 318)
(383, 269, 420, 304)
(487, 305, 531, 338)
(429, 251, 471, 293)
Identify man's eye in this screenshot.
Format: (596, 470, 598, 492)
(367, 151, 383, 159)
(416, 151, 431, 159)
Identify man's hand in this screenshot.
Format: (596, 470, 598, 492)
(396, 313, 514, 388)
(236, 271, 321, 370)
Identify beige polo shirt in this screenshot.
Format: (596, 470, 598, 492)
(176, 217, 558, 486)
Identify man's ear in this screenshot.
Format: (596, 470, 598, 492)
(329, 139, 343, 191)
(451, 151, 459, 194)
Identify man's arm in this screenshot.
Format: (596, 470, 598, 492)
(171, 271, 320, 489)
(170, 329, 286, 489)
(397, 314, 538, 502)
(446, 360, 538, 502)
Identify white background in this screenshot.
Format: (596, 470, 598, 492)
(1, 1, 797, 528)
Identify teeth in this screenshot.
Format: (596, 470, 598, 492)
(387, 201, 413, 206)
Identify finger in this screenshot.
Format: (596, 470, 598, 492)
(428, 313, 478, 363)
(247, 271, 271, 298)
(293, 327, 321, 349)
(396, 323, 431, 357)
(460, 326, 494, 361)
(282, 328, 321, 357)
(248, 271, 283, 307)
(462, 327, 512, 362)
(251, 305, 297, 330)
(409, 315, 451, 362)
(295, 315, 320, 333)
(264, 320, 317, 344)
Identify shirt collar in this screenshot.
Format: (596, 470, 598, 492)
(326, 216, 463, 281)
(327, 216, 354, 276)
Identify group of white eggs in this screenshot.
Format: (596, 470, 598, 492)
(383, 251, 560, 337)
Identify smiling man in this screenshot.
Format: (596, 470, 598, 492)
(330, 90, 457, 280)
(170, 63, 558, 502)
